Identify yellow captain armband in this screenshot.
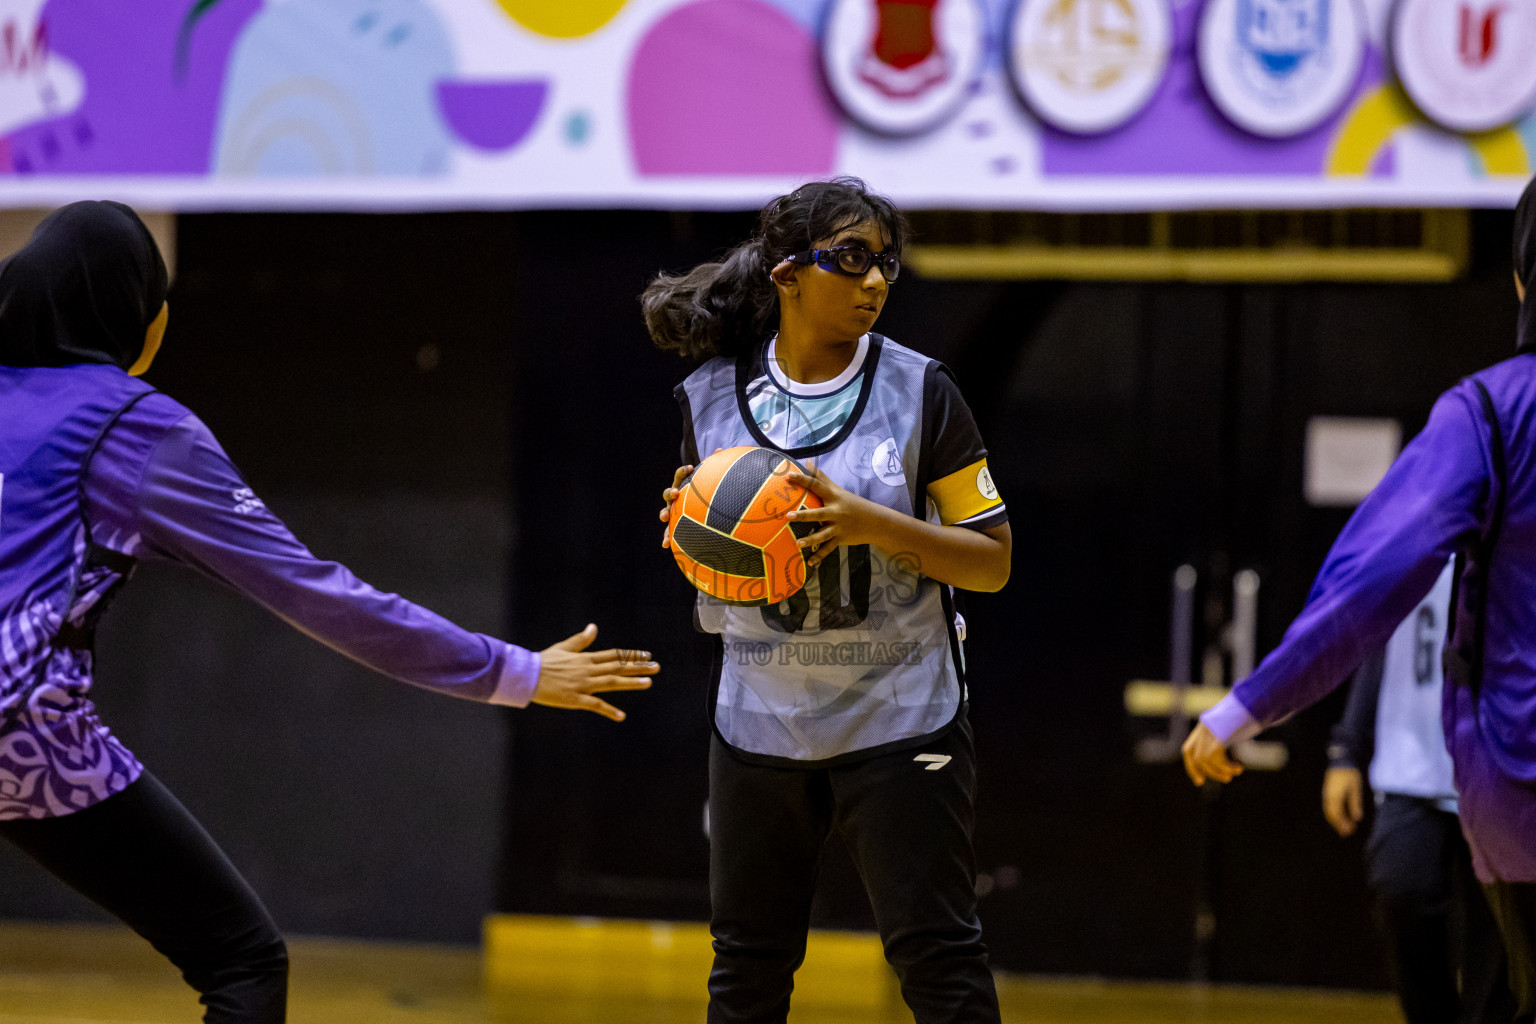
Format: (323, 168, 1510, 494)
(928, 459, 1004, 527)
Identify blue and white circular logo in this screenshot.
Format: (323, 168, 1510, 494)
(1390, 0, 1536, 134)
(1197, 0, 1366, 138)
(1008, 0, 1172, 136)
(822, 0, 988, 136)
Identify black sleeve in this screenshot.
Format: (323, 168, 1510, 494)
(1327, 648, 1383, 771)
(918, 363, 1008, 531)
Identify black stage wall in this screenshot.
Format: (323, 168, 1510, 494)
(0, 209, 1519, 986)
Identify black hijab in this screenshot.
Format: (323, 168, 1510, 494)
(0, 201, 169, 369)
(1517, 176, 1536, 354)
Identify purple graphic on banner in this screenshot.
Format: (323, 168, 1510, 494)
(1369, 142, 1395, 178)
(627, 0, 838, 175)
(436, 81, 548, 152)
(1039, 1, 1386, 177)
(2, 0, 260, 175)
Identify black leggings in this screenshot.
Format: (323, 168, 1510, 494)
(706, 709, 1000, 1024)
(0, 772, 288, 1023)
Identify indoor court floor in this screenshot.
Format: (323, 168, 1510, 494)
(0, 919, 1401, 1024)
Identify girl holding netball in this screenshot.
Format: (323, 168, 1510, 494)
(648, 177, 1011, 1023)
(0, 202, 657, 1023)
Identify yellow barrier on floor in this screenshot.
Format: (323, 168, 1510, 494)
(483, 915, 896, 1009)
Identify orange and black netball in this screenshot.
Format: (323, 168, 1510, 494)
(666, 446, 822, 606)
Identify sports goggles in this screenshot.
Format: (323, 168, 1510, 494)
(786, 245, 901, 282)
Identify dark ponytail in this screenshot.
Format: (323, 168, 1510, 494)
(643, 176, 907, 360)
(641, 237, 777, 362)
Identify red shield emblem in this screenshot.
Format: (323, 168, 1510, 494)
(859, 0, 950, 99)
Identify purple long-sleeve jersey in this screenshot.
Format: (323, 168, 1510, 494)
(0, 379, 539, 820)
(1201, 353, 1536, 883)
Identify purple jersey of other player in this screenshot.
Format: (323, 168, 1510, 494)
(0, 362, 539, 820)
(1203, 352, 1536, 884)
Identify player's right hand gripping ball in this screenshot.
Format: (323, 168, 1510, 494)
(666, 446, 822, 606)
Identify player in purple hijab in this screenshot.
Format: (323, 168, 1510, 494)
(1184, 178, 1536, 1018)
(0, 202, 658, 1023)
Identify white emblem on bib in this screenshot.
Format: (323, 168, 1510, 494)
(873, 438, 905, 485)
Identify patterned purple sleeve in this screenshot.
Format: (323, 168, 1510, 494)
(85, 397, 540, 706)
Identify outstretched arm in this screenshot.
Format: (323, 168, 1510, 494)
(90, 405, 656, 719)
(1184, 386, 1491, 784)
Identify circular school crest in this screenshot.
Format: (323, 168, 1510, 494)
(822, 0, 988, 135)
(1007, 0, 1172, 135)
(1390, 0, 1536, 134)
(1196, 0, 1367, 138)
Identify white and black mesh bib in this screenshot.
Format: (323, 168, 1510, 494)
(676, 334, 963, 765)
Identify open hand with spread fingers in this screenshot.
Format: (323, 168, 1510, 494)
(533, 624, 659, 722)
(784, 464, 893, 568)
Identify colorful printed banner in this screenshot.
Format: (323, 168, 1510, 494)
(0, 0, 1533, 211)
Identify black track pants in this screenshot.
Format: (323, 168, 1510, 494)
(706, 709, 1000, 1024)
(0, 772, 289, 1023)
(1366, 794, 1515, 1024)
(1484, 881, 1536, 1021)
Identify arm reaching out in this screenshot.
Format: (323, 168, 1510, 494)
(90, 402, 658, 716)
(1183, 385, 1492, 786)
(534, 624, 656, 722)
